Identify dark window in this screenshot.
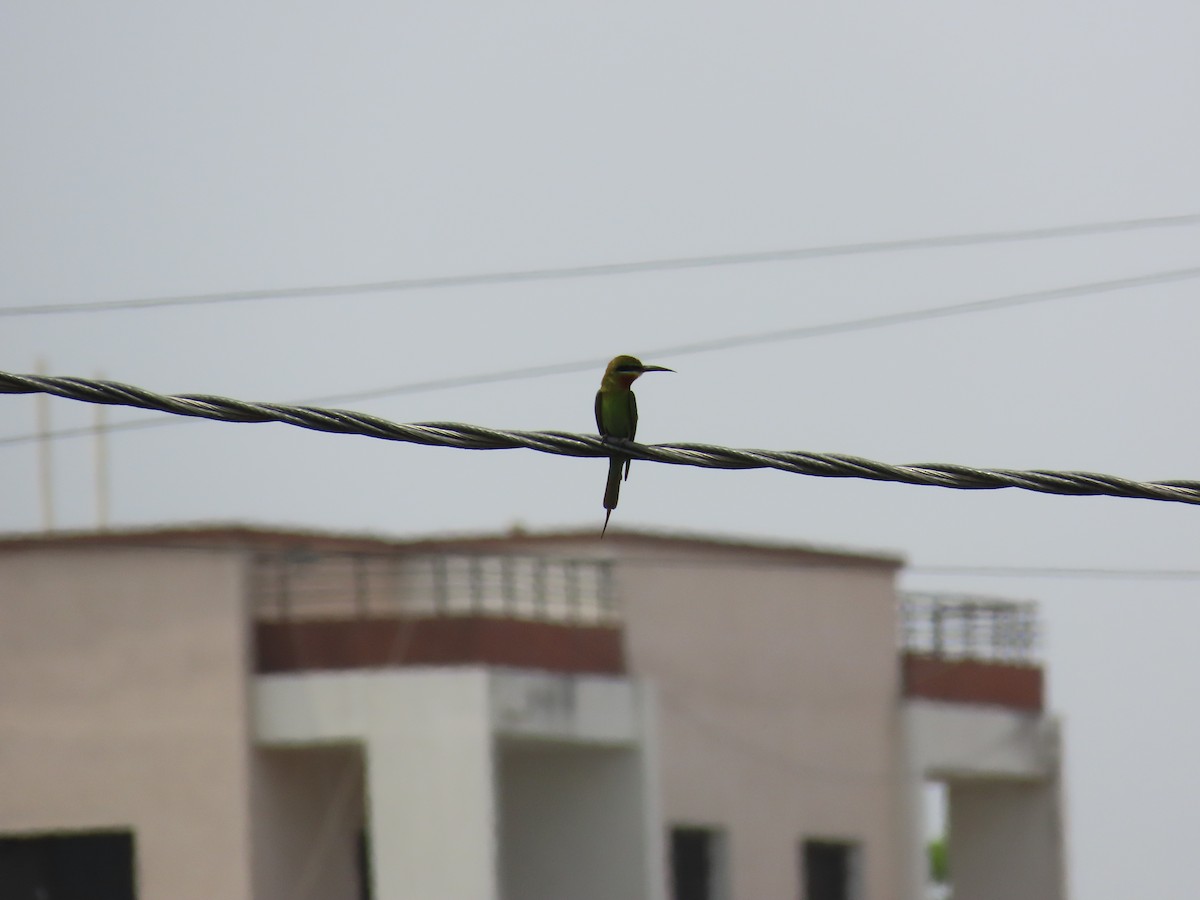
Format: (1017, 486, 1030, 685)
(671, 826, 725, 900)
(802, 839, 858, 900)
(0, 831, 136, 900)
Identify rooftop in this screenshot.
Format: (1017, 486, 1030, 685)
(0, 522, 904, 569)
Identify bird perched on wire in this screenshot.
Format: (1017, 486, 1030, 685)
(595, 355, 674, 535)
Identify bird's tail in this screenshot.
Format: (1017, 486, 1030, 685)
(602, 455, 624, 536)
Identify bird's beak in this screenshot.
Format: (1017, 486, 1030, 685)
(638, 365, 675, 373)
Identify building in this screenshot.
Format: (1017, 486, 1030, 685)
(0, 525, 1067, 900)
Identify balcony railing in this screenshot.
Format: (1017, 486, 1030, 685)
(250, 550, 618, 626)
(899, 593, 1038, 664)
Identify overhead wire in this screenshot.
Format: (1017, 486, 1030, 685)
(905, 565, 1200, 580)
(2, 211, 1198, 317)
(2, 369, 1198, 507)
(3, 263, 1197, 449)
(54, 209, 1185, 896)
(616, 556, 1200, 580)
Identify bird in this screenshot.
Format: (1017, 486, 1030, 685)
(595, 355, 674, 535)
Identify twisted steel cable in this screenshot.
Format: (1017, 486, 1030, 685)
(3, 370, 1198, 506)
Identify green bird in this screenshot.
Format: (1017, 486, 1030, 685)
(595, 355, 674, 535)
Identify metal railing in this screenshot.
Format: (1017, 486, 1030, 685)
(899, 592, 1038, 663)
(249, 550, 618, 625)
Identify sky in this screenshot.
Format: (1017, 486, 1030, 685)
(2, 2, 1199, 895)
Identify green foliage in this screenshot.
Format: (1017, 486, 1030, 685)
(928, 836, 949, 883)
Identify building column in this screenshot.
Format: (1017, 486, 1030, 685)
(364, 673, 498, 900)
(947, 768, 1067, 900)
(896, 766, 931, 900)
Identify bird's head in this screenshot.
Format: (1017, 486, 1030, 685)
(604, 355, 675, 387)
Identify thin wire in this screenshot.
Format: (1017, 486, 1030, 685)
(619, 556, 1200, 580)
(3, 263, 1197, 449)
(3, 212, 1198, 317)
(2, 370, 1198, 507)
(907, 565, 1200, 580)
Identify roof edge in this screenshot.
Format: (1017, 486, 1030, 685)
(0, 521, 904, 568)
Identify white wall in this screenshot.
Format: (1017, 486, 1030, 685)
(257, 668, 500, 900)
(500, 744, 657, 900)
(255, 668, 663, 900)
(901, 701, 1067, 900)
(903, 701, 1059, 781)
(949, 778, 1067, 900)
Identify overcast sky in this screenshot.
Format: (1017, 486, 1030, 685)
(3, 3, 1199, 896)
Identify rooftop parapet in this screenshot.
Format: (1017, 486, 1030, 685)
(899, 593, 1043, 711)
(249, 550, 623, 676)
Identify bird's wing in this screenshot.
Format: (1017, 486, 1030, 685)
(594, 389, 605, 435)
(624, 391, 638, 480)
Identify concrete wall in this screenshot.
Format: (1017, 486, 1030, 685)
(499, 744, 653, 900)
(256, 669, 501, 900)
(614, 542, 905, 900)
(250, 746, 364, 900)
(948, 778, 1066, 900)
(903, 701, 1059, 782)
(901, 701, 1067, 900)
(0, 530, 979, 900)
(0, 546, 256, 900)
(255, 668, 664, 900)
